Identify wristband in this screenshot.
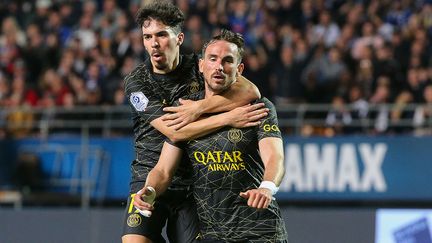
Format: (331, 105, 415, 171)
(259, 181, 279, 195)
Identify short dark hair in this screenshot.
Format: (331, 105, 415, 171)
(135, 1, 185, 34)
(201, 29, 245, 63)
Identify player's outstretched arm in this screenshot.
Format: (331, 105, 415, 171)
(240, 137, 285, 209)
(162, 75, 260, 129)
(133, 142, 182, 211)
(151, 103, 268, 142)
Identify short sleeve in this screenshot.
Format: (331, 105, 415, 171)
(256, 98, 282, 140)
(165, 139, 186, 150)
(124, 67, 165, 122)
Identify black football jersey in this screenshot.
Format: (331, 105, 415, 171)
(173, 92, 288, 241)
(124, 54, 204, 192)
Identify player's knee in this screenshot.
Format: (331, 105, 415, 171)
(122, 234, 153, 243)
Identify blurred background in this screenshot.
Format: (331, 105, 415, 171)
(1, 0, 432, 242)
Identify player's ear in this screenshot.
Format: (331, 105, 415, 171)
(236, 63, 244, 76)
(177, 33, 184, 46)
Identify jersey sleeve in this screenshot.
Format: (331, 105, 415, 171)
(124, 68, 165, 122)
(256, 98, 282, 141)
(165, 139, 186, 150)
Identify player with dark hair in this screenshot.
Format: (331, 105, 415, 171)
(134, 29, 288, 242)
(122, 2, 266, 243)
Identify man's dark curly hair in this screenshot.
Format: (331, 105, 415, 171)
(201, 29, 245, 63)
(136, 1, 185, 34)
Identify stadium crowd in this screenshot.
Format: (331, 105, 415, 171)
(0, 0, 432, 136)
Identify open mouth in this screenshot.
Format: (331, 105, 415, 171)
(151, 52, 164, 60)
(212, 73, 225, 81)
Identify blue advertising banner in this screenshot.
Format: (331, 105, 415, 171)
(17, 137, 133, 199)
(278, 137, 432, 201)
(15, 136, 432, 201)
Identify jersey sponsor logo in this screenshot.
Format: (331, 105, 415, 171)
(228, 128, 243, 143)
(189, 81, 200, 94)
(127, 213, 142, 227)
(263, 124, 280, 132)
(207, 163, 246, 171)
(193, 150, 246, 171)
(130, 92, 149, 111)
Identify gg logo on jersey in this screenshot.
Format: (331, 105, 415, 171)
(228, 128, 243, 143)
(263, 124, 280, 132)
(189, 81, 200, 94)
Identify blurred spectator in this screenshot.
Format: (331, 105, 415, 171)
(67, 72, 88, 105)
(275, 0, 302, 27)
(0, 72, 10, 105)
(5, 106, 34, 139)
(22, 23, 47, 87)
(346, 84, 369, 134)
(369, 77, 392, 134)
(111, 28, 133, 67)
(373, 43, 403, 94)
(309, 10, 340, 47)
(302, 46, 347, 101)
(74, 11, 97, 51)
(182, 14, 211, 54)
(389, 90, 414, 134)
(271, 45, 304, 105)
(0, 0, 431, 137)
(386, 0, 412, 28)
(325, 95, 352, 135)
(242, 49, 273, 101)
(355, 56, 374, 99)
(413, 84, 432, 136)
(8, 73, 38, 107)
(0, 17, 24, 77)
(38, 69, 71, 107)
(405, 68, 427, 102)
(351, 21, 385, 60)
(227, 0, 250, 35)
(32, 0, 52, 30)
(84, 61, 103, 94)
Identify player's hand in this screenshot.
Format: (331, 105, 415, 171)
(162, 99, 202, 130)
(133, 188, 154, 211)
(239, 188, 272, 209)
(225, 103, 268, 128)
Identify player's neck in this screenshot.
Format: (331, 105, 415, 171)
(152, 54, 181, 74)
(204, 89, 216, 98)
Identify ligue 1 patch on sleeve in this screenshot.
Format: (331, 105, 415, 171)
(130, 92, 149, 111)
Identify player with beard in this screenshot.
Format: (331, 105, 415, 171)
(134, 29, 288, 242)
(122, 2, 267, 243)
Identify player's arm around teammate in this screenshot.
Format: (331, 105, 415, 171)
(239, 137, 285, 209)
(151, 103, 268, 142)
(162, 75, 260, 130)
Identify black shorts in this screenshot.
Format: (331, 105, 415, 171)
(122, 188, 200, 243)
(198, 238, 288, 243)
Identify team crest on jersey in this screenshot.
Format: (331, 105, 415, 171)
(127, 213, 142, 227)
(228, 128, 243, 143)
(130, 92, 149, 111)
(189, 81, 200, 94)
